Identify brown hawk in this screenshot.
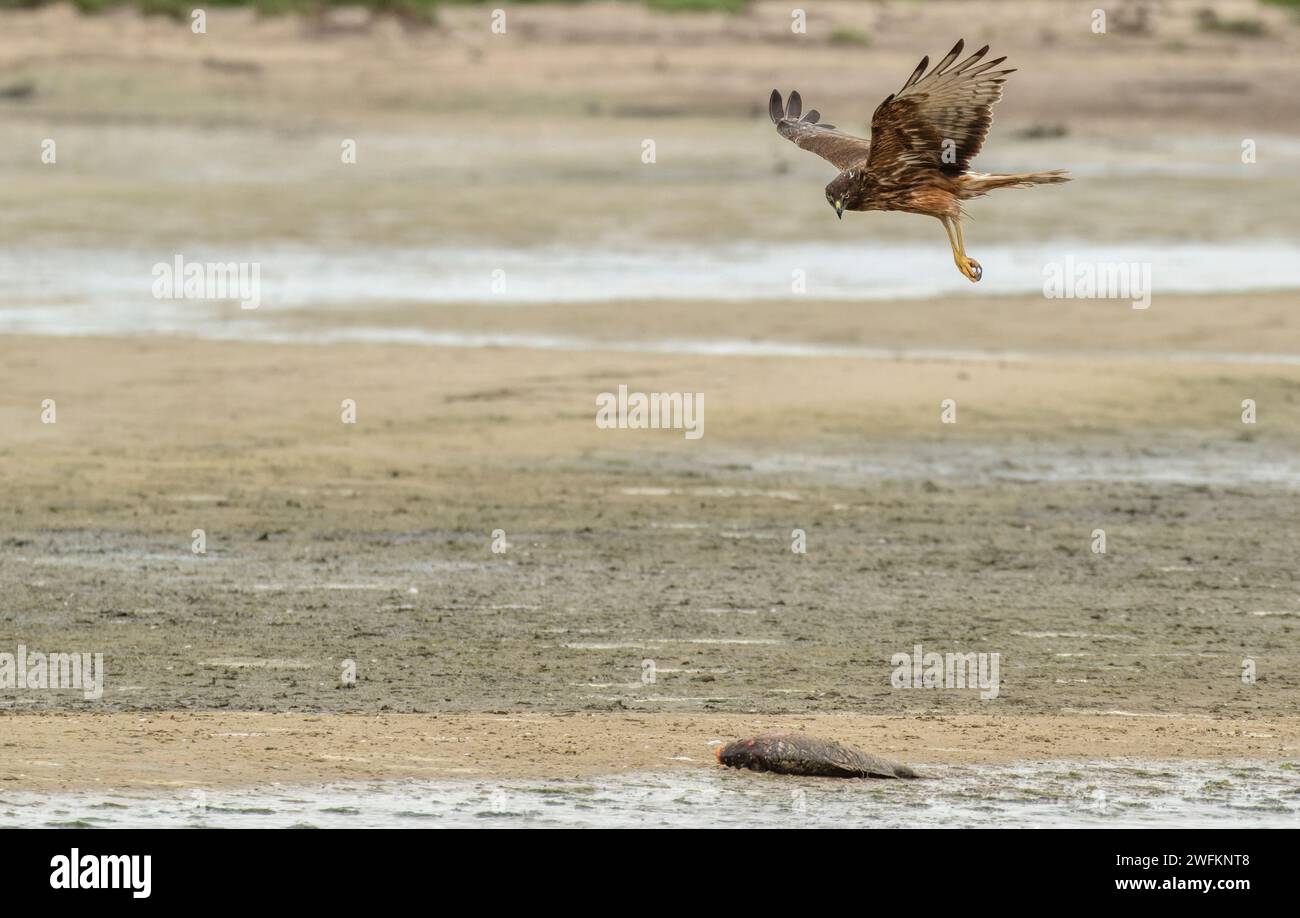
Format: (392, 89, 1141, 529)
(770, 39, 1070, 282)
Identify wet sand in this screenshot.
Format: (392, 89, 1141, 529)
(7, 712, 1300, 791)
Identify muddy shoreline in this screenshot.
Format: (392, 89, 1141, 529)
(6, 712, 1299, 791)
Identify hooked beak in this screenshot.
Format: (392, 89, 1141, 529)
(834, 199, 844, 220)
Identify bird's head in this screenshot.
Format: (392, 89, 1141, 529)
(825, 172, 859, 220)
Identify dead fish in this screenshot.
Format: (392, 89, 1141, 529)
(716, 733, 920, 779)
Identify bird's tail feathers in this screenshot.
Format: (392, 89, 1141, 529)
(960, 170, 1071, 196)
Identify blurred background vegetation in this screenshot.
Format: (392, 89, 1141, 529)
(0, 0, 750, 24)
(2, 0, 1295, 30)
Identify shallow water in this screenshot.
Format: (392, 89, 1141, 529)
(4, 761, 1296, 828)
(5, 242, 1299, 365)
(743, 441, 1300, 488)
(1, 241, 1297, 327)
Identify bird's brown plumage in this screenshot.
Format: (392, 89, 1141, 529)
(768, 90, 870, 171)
(769, 39, 1070, 282)
(865, 40, 1012, 177)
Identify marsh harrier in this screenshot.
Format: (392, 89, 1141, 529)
(770, 39, 1069, 282)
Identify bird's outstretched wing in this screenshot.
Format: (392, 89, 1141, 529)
(866, 39, 1015, 177)
(769, 89, 872, 171)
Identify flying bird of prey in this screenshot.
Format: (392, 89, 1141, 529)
(770, 39, 1069, 282)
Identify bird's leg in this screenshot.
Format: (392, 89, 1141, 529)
(941, 216, 960, 269)
(953, 219, 982, 282)
(942, 216, 982, 283)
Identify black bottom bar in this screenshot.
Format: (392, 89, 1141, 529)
(3, 827, 1283, 902)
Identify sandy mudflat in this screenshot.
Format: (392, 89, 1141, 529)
(6, 712, 1300, 791)
(2, 326, 1298, 729)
